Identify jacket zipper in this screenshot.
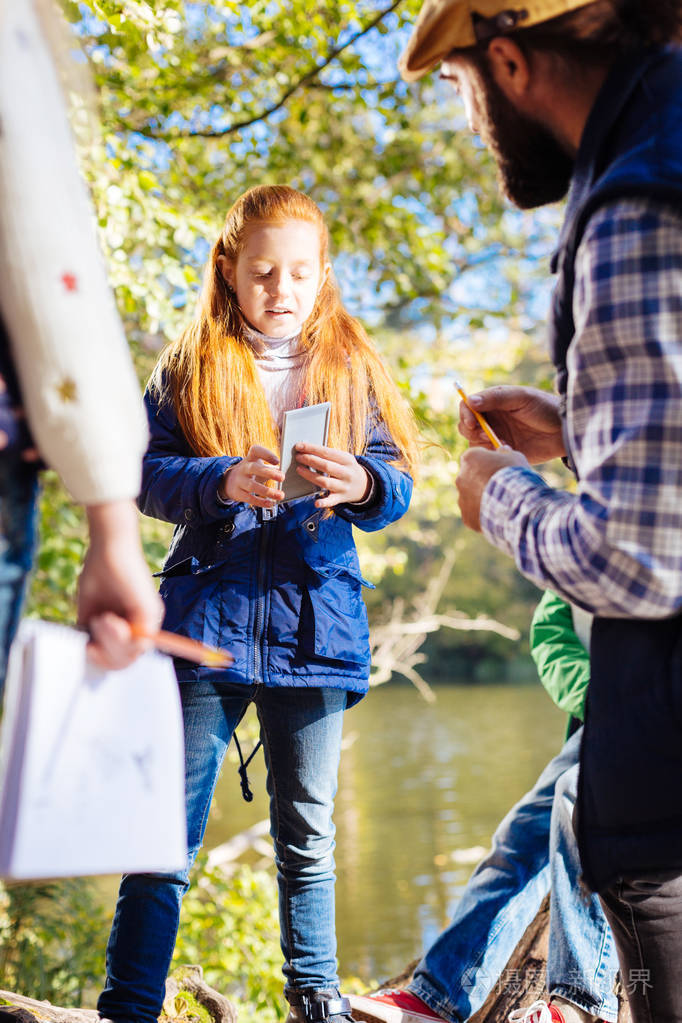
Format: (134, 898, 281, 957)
(253, 505, 276, 684)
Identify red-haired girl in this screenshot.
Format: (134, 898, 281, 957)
(97, 185, 418, 1023)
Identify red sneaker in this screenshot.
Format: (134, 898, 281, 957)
(508, 998, 610, 1023)
(348, 989, 446, 1023)
(508, 1001, 565, 1023)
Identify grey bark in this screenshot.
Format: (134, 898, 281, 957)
(0, 966, 237, 1023)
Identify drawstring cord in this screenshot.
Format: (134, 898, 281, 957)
(233, 731, 262, 802)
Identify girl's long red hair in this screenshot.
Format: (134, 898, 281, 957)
(152, 185, 419, 475)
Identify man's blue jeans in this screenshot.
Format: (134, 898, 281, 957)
(98, 681, 347, 1023)
(409, 728, 620, 1022)
(0, 460, 38, 697)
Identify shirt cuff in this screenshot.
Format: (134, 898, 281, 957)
(214, 459, 242, 508)
(480, 465, 549, 555)
(348, 470, 377, 508)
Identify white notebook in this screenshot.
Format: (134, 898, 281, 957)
(279, 402, 331, 500)
(0, 620, 187, 880)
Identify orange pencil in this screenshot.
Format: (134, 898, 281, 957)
(131, 626, 233, 668)
(455, 379, 502, 450)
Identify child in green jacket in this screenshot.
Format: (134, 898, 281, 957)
(350, 591, 618, 1023)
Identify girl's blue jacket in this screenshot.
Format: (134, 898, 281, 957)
(140, 388, 413, 701)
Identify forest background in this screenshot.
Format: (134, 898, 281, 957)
(2, 0, 570, 1018)
(28, 0, 571, 681)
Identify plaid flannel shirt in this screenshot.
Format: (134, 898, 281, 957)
(481, 198, 682, 618)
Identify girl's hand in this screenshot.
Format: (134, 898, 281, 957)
(295, 444, 371, 509)
(219, 444, 285, 508)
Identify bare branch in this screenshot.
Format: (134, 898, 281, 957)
(369, 549, 520, 698)
(388, 663, 437, 703)
(378, 615, 520, 640)
(206, 819, 271, 871)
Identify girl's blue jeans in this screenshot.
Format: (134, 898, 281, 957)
(410, 727, 620, 1022)
(98, 681, 347, 1023)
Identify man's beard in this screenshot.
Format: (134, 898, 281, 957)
(470, 57, 574, 209)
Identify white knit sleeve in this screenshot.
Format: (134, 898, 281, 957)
(0, 0, 147, 504)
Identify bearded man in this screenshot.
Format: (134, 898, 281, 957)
(351, 1, 682, 1021)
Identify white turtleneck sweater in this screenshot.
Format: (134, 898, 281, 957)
(244, 325, 307, 428)
(0, 0, 148, 505)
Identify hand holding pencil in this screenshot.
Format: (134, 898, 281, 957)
(455, 380, 502, 450)
(86, 616, 232, 671)
(456, 383, 565, 465)
(130, 625, 233, 668)
(454, 382, 535, 532)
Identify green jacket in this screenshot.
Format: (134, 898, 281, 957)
(530, 590, 590, 725)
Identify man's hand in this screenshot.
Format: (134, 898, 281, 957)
(294, 444, 371, 508)
(219, 444, 285, 508)
(456, 447, 529, 531)
(78, 500, 164, 670)
(459, 385, 564, 464)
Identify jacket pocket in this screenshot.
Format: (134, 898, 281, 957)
(300, 562, 373, 665)
(154, 555, 231, 578)
(156, 557, 249, 667)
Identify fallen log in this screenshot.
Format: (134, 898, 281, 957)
(0, 966, 236, 1023)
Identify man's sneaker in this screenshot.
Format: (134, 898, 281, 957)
(508, 1001, 565, 1023)
(348, 989, 446, 1023)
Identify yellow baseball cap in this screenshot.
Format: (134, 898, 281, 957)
(399, 0, 595, 80)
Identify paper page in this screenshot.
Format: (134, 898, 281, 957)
(0, 620, 187, 879)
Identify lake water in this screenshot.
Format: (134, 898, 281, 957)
(199, 680, 566, 985)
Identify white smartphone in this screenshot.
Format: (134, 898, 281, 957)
(279, 402, 331, 501)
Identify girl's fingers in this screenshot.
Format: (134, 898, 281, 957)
(295, 443, 349, 465)
(242, 486, 283, 504)
(243, 491, 279, 508)
(314, 494, 337, 509)
(242, 477, 283, 499)
(295, 452, 342, 477)
(296, 464, 344, 491)
(247, 460, 285, 482)
(247, 444, 281, 464)
(238, 472, 284, 504)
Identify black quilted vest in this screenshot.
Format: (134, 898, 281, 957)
(547, 46, 682, 890)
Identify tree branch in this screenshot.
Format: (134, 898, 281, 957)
(369, 549, 521, 698)
(385, 615, 520, 640)
(115, 0, 405, 141)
